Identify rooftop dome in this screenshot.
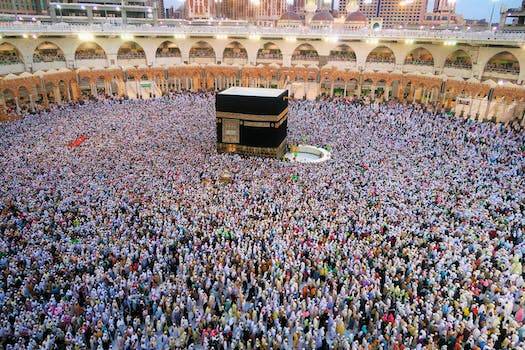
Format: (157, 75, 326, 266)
(280, 11, 301, 21)
(346, 10, 367, 22)
(312, 10, 334, 22)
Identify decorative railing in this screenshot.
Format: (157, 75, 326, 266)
(484, 65, 520, 75)
(223, 51, 248, 59)
(0, 55, 23, 65)
(444, 62, 472, 69)
(190, 50, 215, 58)
(75, 52, 107, 60)
(328, 55, 357, 62)
(292, 55, 319, 61)
(404, 60, 434, 66)
(257, 53, 283, 59)
(117, 52, 146, 59)
(33, 53, 65, 63)
(156, 51, 182, 58)
(366, 57, 395, 64)
(0, 22, 523, 44)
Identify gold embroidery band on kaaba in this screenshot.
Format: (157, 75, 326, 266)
(242, 118, 287, 128)
(217, 139, 287, 158)
(216, 107, 288, 122)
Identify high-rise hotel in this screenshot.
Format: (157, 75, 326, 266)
(358, 0, 428, 28)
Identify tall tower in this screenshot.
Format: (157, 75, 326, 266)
(256, 0, 287, 22)
(304, 0, 317, 23)
(186, 0, 214, 19)
(222, 0, 254, 20)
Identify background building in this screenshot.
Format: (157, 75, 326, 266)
(500, 0, 525, 31)
(423, 0, 464, 29)
(290, 0, 306, 15)
(147, 0, 164, 18)
(48, 1, 158, 24)
(215, 0, 260, 21)
(0, 0, 49, 15)
(255, 0, 287, 26)
(358, 0, 428, 28)
(165, 5, 184, 18)
(186, 0, 214, 19)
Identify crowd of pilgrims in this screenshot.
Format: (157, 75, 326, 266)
(0, 92, 524, 350)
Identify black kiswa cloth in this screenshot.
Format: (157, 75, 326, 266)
(216, 89, 288, 115)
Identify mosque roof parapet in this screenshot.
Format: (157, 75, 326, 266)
(0, 22, 523, 46)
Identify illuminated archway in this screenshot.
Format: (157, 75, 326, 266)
(33, 41, 65, 63)
(189, 41, 216, 63)
(404, 47, 434, 66)
(117, 41, 146, 65)
(223, 41, 247, 64)
(257, 42, 283, 63)
(0, 42, 23, 65)
(483, 51, 520, 81)
(366, 46, 395, 64)
(156, 41, 181, 58)
(444, 49, 472, 69)
(329, 44, 356, 62)
(75, 42, 107, 60)
(292, 43, 319, 64)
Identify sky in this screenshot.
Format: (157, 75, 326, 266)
(162, 0, 523, 21)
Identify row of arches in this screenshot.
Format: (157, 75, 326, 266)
(0, 41, 522, 80)
(2, 66, 524, 124)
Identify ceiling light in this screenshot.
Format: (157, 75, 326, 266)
(120, 33, 134, 40)
(78, 32, 95, 41)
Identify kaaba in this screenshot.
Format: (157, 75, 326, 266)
(216, 87, 288, 158)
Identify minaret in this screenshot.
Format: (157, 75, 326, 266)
(305, 0, 317, 24)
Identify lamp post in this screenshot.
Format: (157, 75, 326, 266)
(488, 0, 499, 30)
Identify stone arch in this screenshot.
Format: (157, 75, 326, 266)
(117, 41, 146, 63)
(444, 49, 472, 69)
(18, 85, 31, 111)
(33, 41, 65, 63)
(329, 44, 356, 62)
(483, 51, 520, 78)
(44, 82, 57, 103)
(156, 41, 181, 58)
(347, 78, 359, 94)
(78, 76, 91, 96)
(95, 76, 106, 95)
(366, 46, 395, 64)
(0, 42, 24, 65)
(292, 43, 319, 64)
(257, 42, 283, 63)
(189, 41, 216, 63)
(404, 47, 434, 66)
(375, 79, 387, 97)
(223, 41, 248, 64)
(58, 80, 69, 101)
(2, 88, 17, 115)
(75, 42, 107, 60)
(361, 78, 373, 96)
